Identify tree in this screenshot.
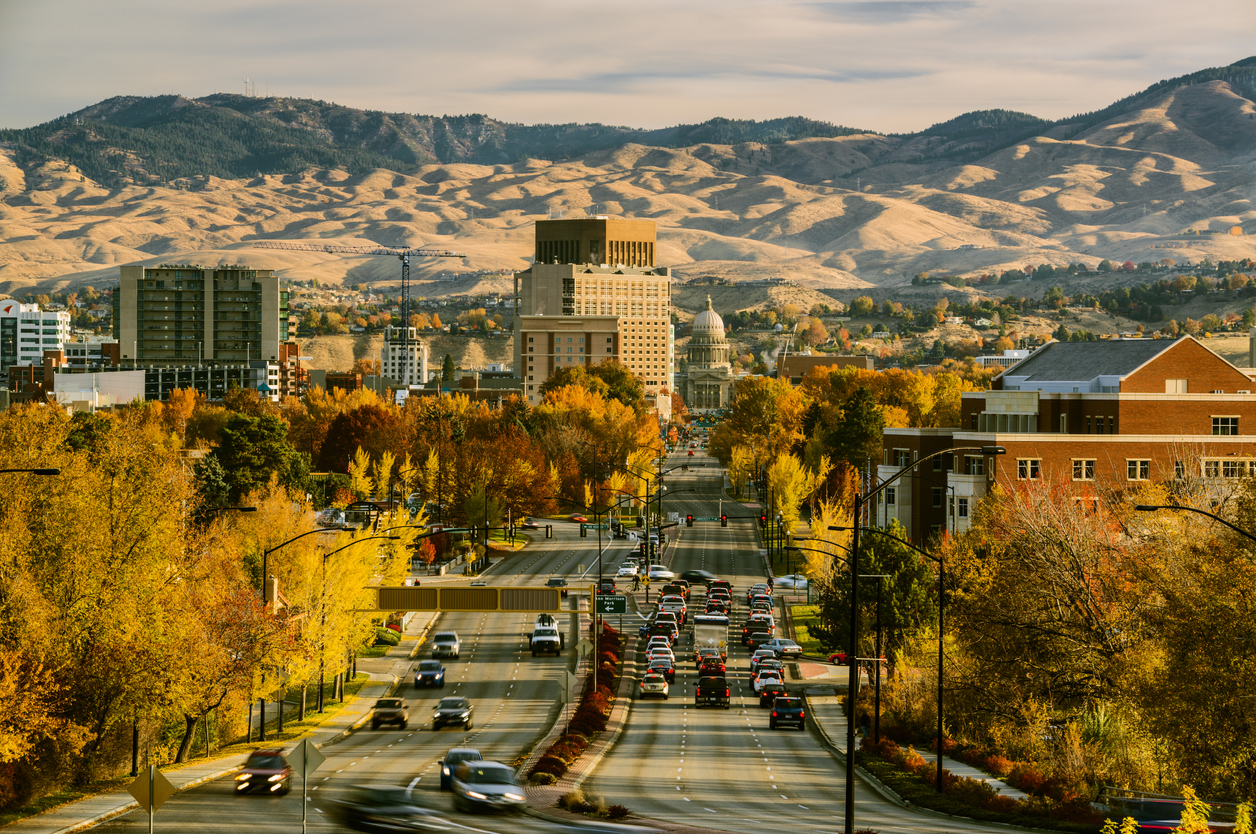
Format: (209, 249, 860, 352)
(850, 296, 875, 317)
(316, 404, 408, 474)
(802, 319, 830, 346)
(766, 452, 830, 545)
(216, 414, 300, 501)
(442, 354, 455, 383)
(352, 358, 381, 377)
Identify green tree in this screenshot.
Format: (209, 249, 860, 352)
(849, 296, 875, 317)
(442, 353, 455, 383)
(216, 414, 299, 501)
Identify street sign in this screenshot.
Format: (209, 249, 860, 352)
(695, 516, 718, 521)
(288, 737, 325, 778)
(559, 670, 578, 703)
(595, 595, 627, 614)
(575, 638, 594, 657)
(127, 765, 176, 814)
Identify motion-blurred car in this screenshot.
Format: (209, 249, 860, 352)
(329, 784, 448, 831)
(569, 513, 588, 523)
(520, 519, 542, 530)
(370, 698, 409, 730)
(774, 574, 809, 592)
(450, 760, 525, 813)
(439, 748, 483, 790)
(234, 749, 292, 795)
(648, 566, 675, 581)
(432, 697, 474, 730)
(414, 660, 446, 688)
(680, 569, 718, 584)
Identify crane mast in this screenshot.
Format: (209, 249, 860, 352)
(253, 241, 463, 387)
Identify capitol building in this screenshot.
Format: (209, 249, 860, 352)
(680, 296, 733, 411)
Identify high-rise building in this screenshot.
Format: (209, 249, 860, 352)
(514, 217, 673, 405)
(0, 300, 71, 372)
(114, 265, 291, 364)
(381, 325, 429, 385)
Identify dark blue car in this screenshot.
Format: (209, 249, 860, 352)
(414, 659, 446, 688)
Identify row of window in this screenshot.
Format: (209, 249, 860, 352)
(883, 486, 971, 518)
(1018, 457, 1256, 481)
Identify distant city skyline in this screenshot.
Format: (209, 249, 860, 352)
(0, 0, 1252, 133)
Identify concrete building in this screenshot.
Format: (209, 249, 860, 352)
(514, 217, 673, 405)
(683, 296, 733, 411)
(380, 325, 428, 386)
(777, 354, 875, 385)
(876, 336, 1256, 545)
(52, 363, 278, 406)
(0, 300, 71, 372)
(115, 264, 292, 364)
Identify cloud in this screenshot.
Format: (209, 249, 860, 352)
(494, 66, 928, 96)
(810, 0, 976, 22)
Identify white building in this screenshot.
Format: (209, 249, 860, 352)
(381, 325, 428, 386)
(0, 300, 71, 372)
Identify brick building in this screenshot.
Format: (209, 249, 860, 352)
(876, 337, 1256, 545)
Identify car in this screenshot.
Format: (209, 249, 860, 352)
(644, 623, 677, 644)
(759, 681, 789, 706)
(755, 659, 784, 681)
(743, 616, 775, 644)
(234, 749, 292, 795)
(653, 611, 679, 627)
(828, 651, 849, 665)
(520, 519, 541, 530)
(695, 647, 722, 668)
(770, 696, 807, 730)
(750, 649, 777, 674)
(696, 675, 730, 709)
(648, 566, 675, 581)
(569, 513, 588, 523)
(414, 660, 446, 688)
(639, 672, 670, 699)
(679, 569, 718, 584)
(439, 748, 483, 790)
(597, 580, 616, 595)
(646, 646, 674, 665)
(750, 602, 773, 618)
(329, 783, 448, 830)
(431, 631, 460, 659)
(617, 564, 638, 577)
(746, 583, 770, 604)
(687, 450, 695, 457)
(749, 593, 774, 608)
(753, 670, 783, 694)
(544, 577, 569, 598)
(370, 697, 409, 730)
(774, 574, 809, 592)
(698, 656, 726, 676)
(704, 599, 729, 615)
(648, 658, 676, 683)
(747, 631, 772, 651)
(432, 696, 474, 730)
(646, 635, 672, 653)
(470, 579, 488, 587)
(449, 760, 525, 813)
(709, 579, 733, 594)
(763, 638, 803, 659)
(660, 582, 689, 600)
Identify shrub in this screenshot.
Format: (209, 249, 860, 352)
(531, 755, 568, 777)
(1008, 763, 1047, 794)
(559, 789, 593, 812)
(529, 772, 558, 785)
(606, 804, 631, 819)
(373, 627, 401, 646)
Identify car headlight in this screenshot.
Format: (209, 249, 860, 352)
(268, 773, 285, 782)
(466, 791, 487, 800)
(504, 793, 524, 801)
(460, 711, 469, 718)
(442, 766, 450, 775)
(236, 773, 251, 781)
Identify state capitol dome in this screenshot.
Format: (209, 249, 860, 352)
(687, 296, 730, 370)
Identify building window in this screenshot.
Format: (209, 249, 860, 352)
(1127, 459, 1151, 481)
(1223, 460, 1246, 478)
(933, 456, 943, 471)
(1166, 378, 1187, 394)
(1205, 460, 1221, 477)
(966, 455, 984, 476)
(885, 487, 896, 506)
(932, 487, 944, 508)
(957, 497, 969, 518)
(1175, 460, 1186, 479)
(1072, 459, 1095, 481)
(1017, 459, 1041, 480)
(528, 336, 534, 342)
(1086, 416, 1091, 433)
(1213, 416, 1239, 435)
(1108, 416, 1115, 433)
(893, 449, 910, 467)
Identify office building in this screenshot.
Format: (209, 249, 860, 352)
(0, 300, 71, 372)
(381, 325, 428, 385)
(114, 264, 291, 364)
(876, 336, 1256, 545)
(514, 217, 673, 405)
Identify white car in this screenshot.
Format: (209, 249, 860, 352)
(646, 647, 675, 664)
(646, 636, 672, 653)
(648, 566, 675, 581)
(753, 670, 783, 693)
(749, 649, 777, 674)
(617, 564, 638, 577)
(774, 574, 809, 592)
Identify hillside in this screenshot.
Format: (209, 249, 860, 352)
(1, 58, 1254, 305)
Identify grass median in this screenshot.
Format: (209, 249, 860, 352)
(789, 604, 825, 656)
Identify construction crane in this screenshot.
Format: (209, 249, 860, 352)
(254, 241, 464, 387)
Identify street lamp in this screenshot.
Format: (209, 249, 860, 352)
(317, 535, 401, 713)
(833, 444, 1004, 833)
(262, 526, 354, 602)
(0, 468, 60, 475)
(1135, 504, 1256, 544)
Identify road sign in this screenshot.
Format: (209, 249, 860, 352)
(595, 595, 627, 614)
(575, 638, 594, 657)
(288, 738, 325, 778)
(127, 765, 176, 813)
(559, 670, 578, 703)
(695, 516, 718, 521)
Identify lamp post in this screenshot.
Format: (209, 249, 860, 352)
(833, 444, 1004, 833)
(262, 526, 354, 603)
(0, 468, 60, 475)
(1135, 504, 1256, 544)
(317, 535, 401, 713)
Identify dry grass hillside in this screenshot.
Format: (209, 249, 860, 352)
(2, 80, 1254, 312)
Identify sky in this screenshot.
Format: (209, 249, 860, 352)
(1, 0, 1253, 133)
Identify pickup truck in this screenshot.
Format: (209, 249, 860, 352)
(529, 614, 565, 656)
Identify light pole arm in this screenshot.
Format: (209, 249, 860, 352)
(264, 526, 354, 557)
(1135, 504, 1256, 546)
(832, 525, 940, 565)
(862, 445, 1004, 510)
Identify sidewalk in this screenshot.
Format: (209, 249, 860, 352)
(803, 692, 1028, 800)
(4, 613, 439, 834)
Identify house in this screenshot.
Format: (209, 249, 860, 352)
(876, 336, 1256, 545)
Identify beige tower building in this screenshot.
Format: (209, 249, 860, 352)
(514, 217, 673, 405)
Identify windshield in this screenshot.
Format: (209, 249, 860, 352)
(434, 634, 457, 643)
(418, 661, 442, 671)
(246, 754, 286, 769)
(438, 698, 467, 710)
(464, 766, 517, 785)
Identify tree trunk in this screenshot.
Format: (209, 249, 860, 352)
(204, 710, 211, 758)
(174, 713, 199, 763)
(299, 685, 307, 722)
(246, 697, 254, 743)
(277, 686, 285, 734)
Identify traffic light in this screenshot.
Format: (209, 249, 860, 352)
(759, 513, 767, 527)
(636, 515, 644, 528)
(720, 514, 728, 528)
(686, 514, 694, 527)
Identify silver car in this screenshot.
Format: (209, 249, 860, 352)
(763, 638, 803, 658)
(450, 760, 525, 813)
(431, 631, 460, 659)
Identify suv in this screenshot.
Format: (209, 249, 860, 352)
(545, 577, 568, 597)
(431, 631, 460, 659)
(758, 681, 789, 706)
(371, 697, 409, 729)
(530, 625, 564, 656)
(742, 615, 775, 644)
(770, 696, 806, 730)
(234, 749, 292, 795)
(414, 660, 446, 688)
(696, 675, 731, 709)
(432, 696, 474, 730)
(747, 631, 772, 651)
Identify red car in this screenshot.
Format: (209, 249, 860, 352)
(570, 514, 588, 523)
(687, 450, 695, 457)
(699, 656, 726, 676)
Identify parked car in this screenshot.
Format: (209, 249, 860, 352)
(234, 749, 292, 795)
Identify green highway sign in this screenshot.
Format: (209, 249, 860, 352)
(697, 516, 718, 521)
(595, 595, 627, 614)
(581, 523, 609, 531)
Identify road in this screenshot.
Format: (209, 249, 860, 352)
(584, 443, 1017, 834)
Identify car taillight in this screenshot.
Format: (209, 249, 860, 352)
(799, 711, 805, 717)
(771, 711, 778, 717)
(725, 689, 730, 696)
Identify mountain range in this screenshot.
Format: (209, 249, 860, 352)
(0, 57, 1254, 306)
